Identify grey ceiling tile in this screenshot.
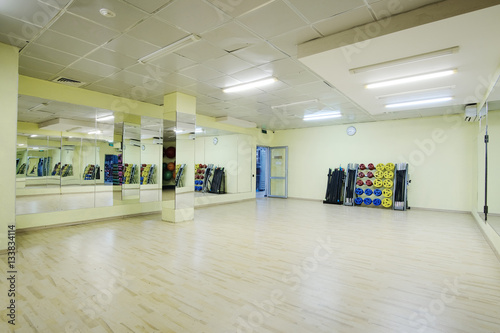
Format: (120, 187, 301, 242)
(230, 67, 270, 82)
(57, 67, 105, 84)
(147, 53, 196, 72)
(0, 0, 60, 27)
(237, 0, 308, 39)
(156, 0, 231, 34)
(22, 43, 79, 66)
(287, 0, 365, 23)
(67, 0, 147, 31)
(232, 42, 287, 66)
(70, 58, 121, 77)
(50, 13, 120, 45)
(123, 0, 173, 14)
(174, 40, 228, 62)
(86, 48, 137, 69)
(19, 66, 56, 80)
(268, 26, 322, 57)
(19, 55, 65, 73)
(207, 0, 274, 18)
(0, 15, 41, 46)
(179, 65, 224, 82)
(313, 7, 374, 36)
(127, 17, 188, 47)
(204, 54, 253, 75)
(36, 30, 98, 57)
(201, 22, 261, 52)
(0, 31, 27, 48)
(104, 34, 159, 59)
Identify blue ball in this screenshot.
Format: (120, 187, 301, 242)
(364, 198, 372, 205)
(374, 189, 382, 196)
(365, 189, 373, 196)
(355, 188, 364, 195)
(373, 198, 382, 206)
(354, 197, 363, 205)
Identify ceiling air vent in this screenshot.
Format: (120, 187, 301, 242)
(52, 77, 86, 87)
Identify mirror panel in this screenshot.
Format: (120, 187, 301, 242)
(140, 116, 163, 203)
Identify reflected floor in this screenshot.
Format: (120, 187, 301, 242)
(486, 215, 500, 235)
(16, 189, 162, 215)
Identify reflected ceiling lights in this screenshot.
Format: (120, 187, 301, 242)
(303, 111, 341, 121)
(222, 77, 277, 93)
(97, 115, 114, 122)
(366, 70, 457, 89)
(385, 97, 453, 109)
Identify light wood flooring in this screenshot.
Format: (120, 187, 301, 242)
(2, 198, 500, 332)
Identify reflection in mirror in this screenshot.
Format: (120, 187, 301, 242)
(121, 122, 141, 202)
(140, 116, 163, 203)
(162, 119, 176, 204)
(175, 112, 195, 212)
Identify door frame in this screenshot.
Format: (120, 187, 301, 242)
(268, 146, 288, 198)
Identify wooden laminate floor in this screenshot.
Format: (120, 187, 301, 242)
(2, 198, 500, 333)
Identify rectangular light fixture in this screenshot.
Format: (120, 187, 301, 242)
(366, 69, 456, 89)
(350, 46, 459, 74)
(271, 99, 318, 109)
(97, 115, 114, 122)
(222, 77, 277, 93)
(88, 130, 102, 135)
(30, 134, 38, 138)
(385, 97, 453, 109)
(195, 128, 204, 133)
(303, 111, 342, 121)
(138, 34, 201, 64)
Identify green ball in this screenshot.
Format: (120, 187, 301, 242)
(164, 170, 172, 181)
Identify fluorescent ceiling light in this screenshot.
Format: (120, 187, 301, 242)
(303, 111, 342, 121)
(138, 34, 201, 64)
(97, 115, 114, 122)
(88, 130, 102, 135)
(195, 128, 204, 133)
(385, 97, 453, 109)
(17, 143, 25, 146)
(223, 77, 277, 93)
(350, 46, 459, 74)
(366, 70, 457, 89)
(30, 134, 38, 137)
(271, 99, 318, 109)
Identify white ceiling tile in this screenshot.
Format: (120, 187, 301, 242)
(86, 48, 138, 69)
(19, 55, 65, 73)
(196, 95, 221, 104)
(0, 31, 27, 48)
(272, 87, 301, 99)
(70, 58, 121, 77)
(0, 15, 41, 46)
(232, 42, 287, 66)
(174, 40, 228, 62)
(0, 0, 60, 27)
(256, 80, 289, 93)
(127, 17, 188, 48)
(67, 0, 147, 31)
(126, 63, 170, 80)
(22, 43, 79, 66)
(280, 71, 319, 86)
(268, 26, 322, 57)
(287, 0, 366, 23)
(204, 54, 253, 75)
(57, 67, 105, 84)
(122, 0, 172, 13)
(162, 73, 197, 87)
(201, 22, 261, 52)
(258, 58, 306, 77)
(104, 34, 159, 59)
(295, 80, 335, 95)
(313, 7, 374, 36)
(204, 76, 242, 89)
(207, 0, 274, 17)
(156, 0, 231, 34)
(230, 68, 270, 82)
(49, 13, 120, 45)
(92, 77, 135, 91)
(85, 83, 122, 96)
(148, 53, 197, 72)
(237, 0, 308, 39)
(369, 0, 442, 19)
(179, 65, 224, 82)
(35, 30, 98, 56)
(143, 94, 165, 105)
(19, 66, 56, 80)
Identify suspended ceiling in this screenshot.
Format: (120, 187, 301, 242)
(2, 0, 500, 130)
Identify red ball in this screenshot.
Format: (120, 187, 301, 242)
(367, 171, 374, 178)
(367, 163, 375, 170)
(165, 146, 176, 158)
(357, 179, 364, 186)
(359, 164, 366, 170)
(358, 172, 365, 178)
(366, 180, 373, 186)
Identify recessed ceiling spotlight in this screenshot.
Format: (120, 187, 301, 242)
(99, 8, 116, 18)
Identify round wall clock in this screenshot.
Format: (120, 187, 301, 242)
(346, 126, 356, 136)
(213, 137, 218, 145)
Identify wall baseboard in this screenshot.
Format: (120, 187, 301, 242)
(471, 211, 500, 263)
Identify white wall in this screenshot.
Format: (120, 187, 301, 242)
(272, 114, 476, 211)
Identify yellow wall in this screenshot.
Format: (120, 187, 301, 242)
(0, 42, 19, 251)
(272, 114, 476, 211)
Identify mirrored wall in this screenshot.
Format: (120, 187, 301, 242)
(16, 95, 163, 215)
